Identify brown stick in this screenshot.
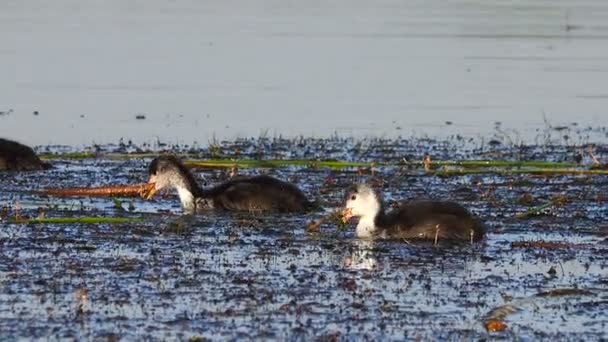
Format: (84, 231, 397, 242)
(42, 183, 155, 198)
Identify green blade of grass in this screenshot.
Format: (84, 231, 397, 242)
(515, 202, 554, 219)
(184, 159, 372, 169)
(38, 151, 603, 173)
(433, 168, 608, 176)
(39, 152, 97, 160)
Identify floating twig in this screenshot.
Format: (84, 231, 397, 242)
(536, 288, 593, 297)
(16, 217, 142, 224)
(306, 210, 348, 234)
(42, 183, 155, 198)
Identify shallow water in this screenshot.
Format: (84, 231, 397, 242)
(2, 0, 608, 145)
(0, 138, 607, 340)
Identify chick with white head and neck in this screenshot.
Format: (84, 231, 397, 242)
(343, 184, 383, 237)
(146, 155, 313, 213)
(147, 155, 203, 210)
(342, 184, 485, 243)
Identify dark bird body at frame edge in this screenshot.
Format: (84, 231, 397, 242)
(0, 138, 51, 171)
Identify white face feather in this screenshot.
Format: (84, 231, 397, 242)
(149, 166, 195, 210)
(345, 185, 381, 219)
(344, 185, 381, 237)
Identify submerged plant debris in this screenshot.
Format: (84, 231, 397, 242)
(0, 137, 607, 340)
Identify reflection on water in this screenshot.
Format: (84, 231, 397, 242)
(344, 239, 377, 270)
(2, 1, 608, 145)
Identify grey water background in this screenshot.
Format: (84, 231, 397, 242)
(2, 0, 607, 146)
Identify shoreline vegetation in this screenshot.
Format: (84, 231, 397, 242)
(34, 123, 606, 175)
(37, 153, 607, 175)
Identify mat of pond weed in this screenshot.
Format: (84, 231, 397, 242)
(0, 137, 607, 340)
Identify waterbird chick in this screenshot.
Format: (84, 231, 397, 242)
(342, 184, 484, 242)
(0, 138, 51, 171)
(146, 155, 313, 213)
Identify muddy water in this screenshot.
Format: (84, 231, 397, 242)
(0, 138, 606, 339)
(2, 1, 608, 145)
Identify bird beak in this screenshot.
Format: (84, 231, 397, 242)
(144, 186, 157, 200)
(141, 181, 157, 200)
(341, 207, 354, 223)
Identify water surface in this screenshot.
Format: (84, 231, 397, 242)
(0, 138, 606, 339)
(1, 0, 608, 145)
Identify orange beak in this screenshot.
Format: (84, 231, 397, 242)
(341, 207, 354, 223)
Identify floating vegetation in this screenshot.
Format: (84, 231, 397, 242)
(536, 288, 594, 297)
(36, 149, 607, 174)
(42, 183, 155, 198)
(18, 216, 142, 224)
(483, 304, 518, 332)
(514, 202, 554, 219)
(184, 159, 371, 169)
(182, 158, 608, 175)
(510, 240, 572, 249)
(38, 151, 97, 160)
(482, 288, 595, 332)
(305, 210, 347, 234)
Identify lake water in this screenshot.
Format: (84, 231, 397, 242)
(1, 141, 606, 340)
(2, 0, 608, 145)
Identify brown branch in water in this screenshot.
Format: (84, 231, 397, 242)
(536, 288, 593, 297)
(306, 210, 349, 234)
(42, 183, 155, 198)
(305, 217, 324, 233)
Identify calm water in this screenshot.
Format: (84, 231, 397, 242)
(2, 0, 608, 146)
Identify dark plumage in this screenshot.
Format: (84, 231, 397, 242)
(342, 184, 484, 242)
(147, 155, 313, 213)
(0, 138, 51, 171)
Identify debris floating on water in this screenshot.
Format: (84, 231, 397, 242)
(42, 183, 155, 198)
(510, 240, 572, 249)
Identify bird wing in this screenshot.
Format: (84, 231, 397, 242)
(385, 201, 482, 241)
(215, 182, 276, 211)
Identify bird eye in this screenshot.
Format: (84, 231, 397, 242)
(351, 195, 356, 200)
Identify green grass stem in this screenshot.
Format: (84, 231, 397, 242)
(38, 152, 606, 174)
